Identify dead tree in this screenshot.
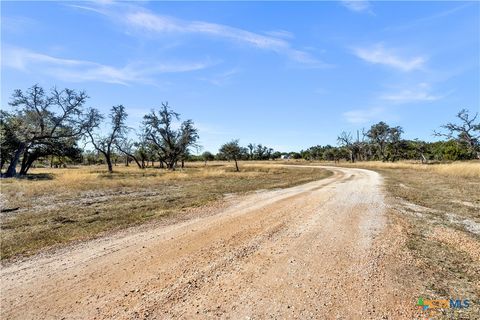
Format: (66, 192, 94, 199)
(434, 109, 480, 158)
(337, 131, 357, 162)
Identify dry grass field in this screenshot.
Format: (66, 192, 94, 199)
(371, 162, 480, 318)
(340, 160, 480, 179)
(0, 163, 331, 260)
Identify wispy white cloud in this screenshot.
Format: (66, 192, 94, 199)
(2, 46, 212, 85)
(380, 83, 444, 103)
(127, 11, 287, 49)
(384, 3, 473, 32)
(94, 0, 116, 4)
(126, 11, 328, 67)
(3, 47, 86, 70)
(68, 4, 108, 15)
(341, 0, 372, 13)
(200, 68, 241, 86)
(264, 30, 295, 39)
(352, 44, 426, 72)
(343, 107, 385, 124)
(72, 4, 329, 68)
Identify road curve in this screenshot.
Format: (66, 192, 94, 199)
(1, 166, 414, 319)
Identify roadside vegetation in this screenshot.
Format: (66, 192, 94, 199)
(0, 164, 331, 260)
(339, 160, 480, 178)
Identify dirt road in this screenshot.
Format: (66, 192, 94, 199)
(1, 166, 417, 319)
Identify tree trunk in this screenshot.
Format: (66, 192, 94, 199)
(234, 158, 239, 172)
(20, 155, 36, 175)
(420, 153, 427, 164)
(105, 155, 113, 173)
(4, 143, 26, 178)
(23, 155, 37, 175)
(167, 160, 176, 171)
(131, 156, 142, 169)
(20, 151, 29, 175)
(20, 152, 40, 176)
(181, 160, 184, 169)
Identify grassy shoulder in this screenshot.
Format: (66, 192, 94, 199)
(0, 162, 332, 260)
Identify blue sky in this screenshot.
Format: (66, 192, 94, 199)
(2, 1, 479, 153)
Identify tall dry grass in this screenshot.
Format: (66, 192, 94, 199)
(0, 163, 281, 198)
(275, 159, 480, 178)
(428, 162, 480, 178)
(323, 160, 480, 179)
(371, 161, 480, 312)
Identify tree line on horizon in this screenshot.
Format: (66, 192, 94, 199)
(309, 111, 479, 163)
(1, 84, 479, 177)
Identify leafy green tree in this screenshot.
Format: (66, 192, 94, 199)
(272, 151, 282, 159)
(86, 105, 127, 173)
(247, 143, 255, 160)
(131, 139, 153, 168)
(0, 111, 21, 172)
(290, 152, 302, 159)
(386, 126, 404, 162)
(219, 139, 242, 171)
(83, 150, 102, 165)
(20, 136, 81, 174)
(429, 140, 472, 161)
(323, 146, 340, 162)
(202, 151, 215, 166)
(143, 102, 199, 170)
(2, 84, 95, 177)
(367, 122, 391, 161)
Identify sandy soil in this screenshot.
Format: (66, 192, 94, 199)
(1, 166, 418, 319)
